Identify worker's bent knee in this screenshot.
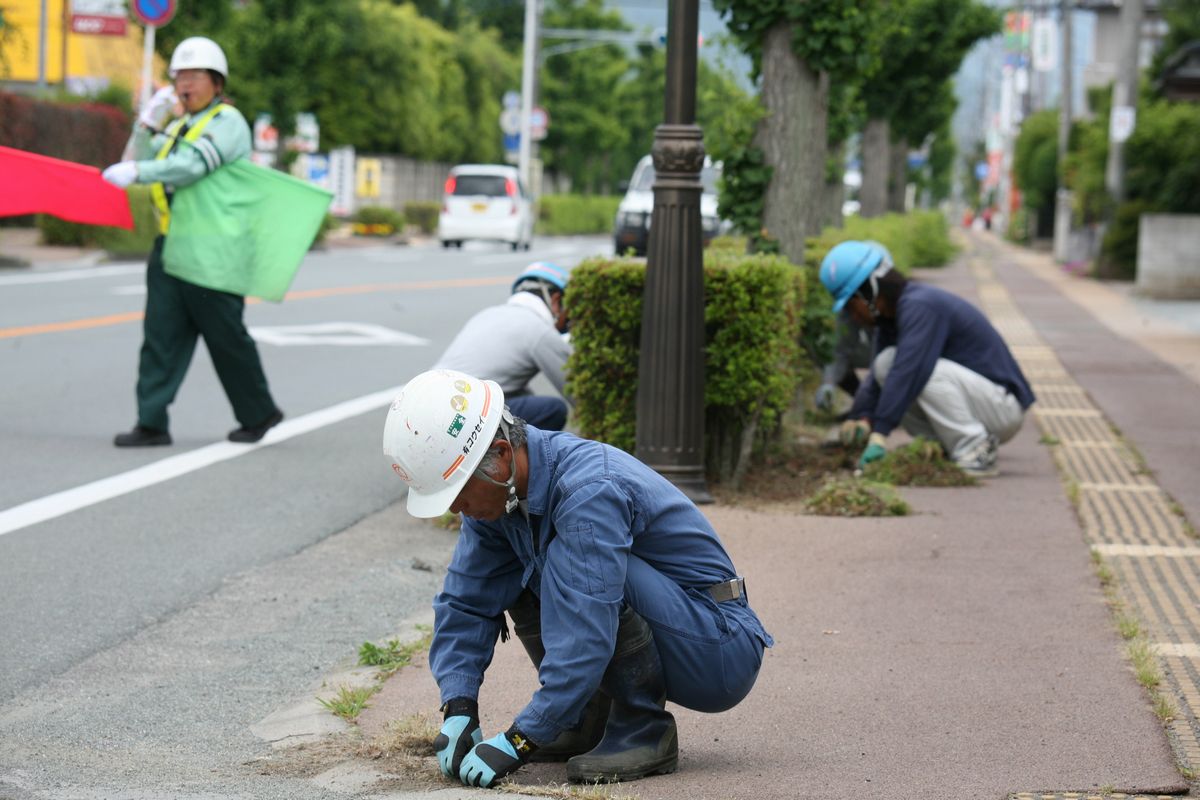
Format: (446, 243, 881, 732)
(656, 625, 766, 713)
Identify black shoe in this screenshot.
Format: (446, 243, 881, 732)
(228, 410, 283, 443)
(114, 425, 172, 448)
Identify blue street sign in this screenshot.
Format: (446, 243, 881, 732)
(503, 132, 520, 153)
(132, 0, 176, 27)
(975, 162, 989, 181)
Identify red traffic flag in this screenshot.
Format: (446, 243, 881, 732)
(0, 145, 134, 230)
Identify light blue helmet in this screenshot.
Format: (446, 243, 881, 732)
(512, 262, 568, 294)
(819, 241, 893, 312)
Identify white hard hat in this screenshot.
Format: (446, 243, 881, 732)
(170, 37, 228, 80)
(383, 369, 506, 518)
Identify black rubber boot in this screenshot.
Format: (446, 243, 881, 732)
(508, 590, 610, 762)
(566, 607, 678, 783)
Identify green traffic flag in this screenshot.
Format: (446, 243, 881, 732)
(163, 159, 333, 302)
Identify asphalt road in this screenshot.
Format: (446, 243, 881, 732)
(0, 236, 607, 797)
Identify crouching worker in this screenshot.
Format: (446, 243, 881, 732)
(820, 241, 1036, 477)
(382, 369, 773, 787)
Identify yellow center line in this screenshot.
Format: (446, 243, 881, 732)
(0, 275, 511, 340)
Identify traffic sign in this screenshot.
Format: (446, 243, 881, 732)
(530, 106, 549, 141)
(503, 90, 521, 110)
(499, 108, 521, 136)
(132, 0, 175, 27)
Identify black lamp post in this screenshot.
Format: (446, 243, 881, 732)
(634, 0, 712, 504)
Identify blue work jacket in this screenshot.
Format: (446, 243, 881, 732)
(429, 426, 767, 745)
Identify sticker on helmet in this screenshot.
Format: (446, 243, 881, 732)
(451, 395, 468, 413)
(392, 463, 411, 481)
(446, 413, 466, 438)
(454, 380, 471, 393)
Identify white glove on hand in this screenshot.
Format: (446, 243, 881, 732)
(138, 85, 178, 130)
(102, 161, 139, 189)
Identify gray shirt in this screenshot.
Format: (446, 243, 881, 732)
(435, 292, 572, 399)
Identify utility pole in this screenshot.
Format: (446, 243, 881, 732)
(36, 0, 48, 91)
(1105, 0, 1144, 206)
(1053, 0, 1073, 262)
(518, 0, 540, 196)
(635, 0, 711, 503)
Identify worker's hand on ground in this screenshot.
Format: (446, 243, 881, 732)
(858, 432, 888, 468)
(101, 161, 138, 189)
(433, 698, 481, 778)
(814, 383, 837, 411)
(839, 418, 870, 447)
(458, 728, 535, 788)
(138, 85, 179, 130)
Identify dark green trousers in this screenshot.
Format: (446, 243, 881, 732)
(136, 236, 278, 432)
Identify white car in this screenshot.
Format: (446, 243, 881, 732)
(612, 155, 726, 256)
(437, 164, 534, 251)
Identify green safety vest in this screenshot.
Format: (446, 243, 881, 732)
(149, 103, 229, 235)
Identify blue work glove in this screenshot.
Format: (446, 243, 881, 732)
(459, 726, 536, 788)
(433, 698, 481, 779)
(858, 432, 887, 468)
(813, 383, 837, 411)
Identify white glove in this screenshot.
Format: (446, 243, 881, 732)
(102, 161, 139, 188)
(138, 85, 178, 130)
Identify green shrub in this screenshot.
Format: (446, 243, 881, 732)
(312, 213, 340, 247)
(96, 186, 158, 258)
(1098, 199, 1147, 281)
(537, 195, 621, 235)
(706, 235, 750, 255)
(565, 250, 806, 482)
(36, 185, 157, 258)
(37, 215, 92, 246)
(403, 200, 440, 234)
(352, 206, 405, 231)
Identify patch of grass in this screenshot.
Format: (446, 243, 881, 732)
(1038, 434, 1061, 446)
(318, 684, 379, 721)
(496, 782, 640, 800)
(431, 511, 461, 531)
(1116, 611, 1141, 641)
(360, 712, 440, 760)
(359, 630, 434, 678)
(1178, 764, 1196, 781)
(1065, 478, 1081, 509)
(861, 438, 977, 487)
(1129, 639, 1161, 690)
(805, 477, 910, 517)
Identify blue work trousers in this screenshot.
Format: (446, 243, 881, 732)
(506, 395, 568, 431)
(623, 555, 767, 713)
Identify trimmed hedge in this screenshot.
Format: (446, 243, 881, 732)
(403, 200, 440, 235)
(37, 185, 158, 258)
(565, 251, 805, 484)
(537, 194, 621, 235)
(0, 92, 130, 167)
(353, 205, 405, 236)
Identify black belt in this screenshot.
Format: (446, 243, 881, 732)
(707, 577, 746, 602)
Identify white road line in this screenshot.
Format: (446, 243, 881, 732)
(0, 264, 143, 285)
(0, 385, 405, 538)
(1153, 643, 1200, 658)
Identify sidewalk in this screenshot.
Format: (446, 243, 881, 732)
(321, 231, 1198, 799)
(0, 227, 105, 268)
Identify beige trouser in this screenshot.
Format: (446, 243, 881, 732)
(872, 347, 1025, 462)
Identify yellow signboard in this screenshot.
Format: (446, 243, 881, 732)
(355, 158, 382, 199)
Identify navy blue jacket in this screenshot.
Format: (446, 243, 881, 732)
(429, 426, 771, 744)
(848, 282, 1035, 435)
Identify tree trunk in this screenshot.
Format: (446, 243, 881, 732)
(859, 117, 889, 217)
(887, 135, 908, 213)
(824, 140, 846, 228)
(755, 22, 828, 264)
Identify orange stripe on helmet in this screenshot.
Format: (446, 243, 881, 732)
(482, 383, 492, 416)
(442, 454, 465, 481)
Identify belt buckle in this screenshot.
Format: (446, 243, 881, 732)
(729, 576, 744, 600)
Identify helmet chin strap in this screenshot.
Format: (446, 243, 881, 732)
(472, 409, 520, 513)
(859, 262, 892, 321)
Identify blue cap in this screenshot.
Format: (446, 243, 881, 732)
(512, 262, 568, 294)
(819, 241, 889, 312)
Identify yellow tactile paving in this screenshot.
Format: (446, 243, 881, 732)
(968, 243, 1200, 796)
